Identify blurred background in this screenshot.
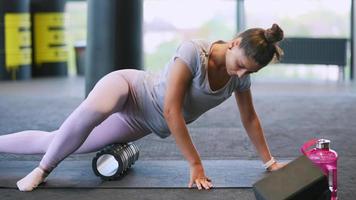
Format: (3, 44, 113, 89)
(65, 0, 351, 81)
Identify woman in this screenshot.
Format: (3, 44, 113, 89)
(0, 23, 287, 192)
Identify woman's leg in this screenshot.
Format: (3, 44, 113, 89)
(39, 71, 131, 172)
(15, 112, 151, 192)
(0, 113, 150, 154)
(0, 130, 57, 154)
(70, 112, 151, 154)
(16, 70, 141, 191)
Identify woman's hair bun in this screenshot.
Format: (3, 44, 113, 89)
(264, 23, 284, 43)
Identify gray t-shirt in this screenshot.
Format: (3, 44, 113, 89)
(132, 39, 251, 138)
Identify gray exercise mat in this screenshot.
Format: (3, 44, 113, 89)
(0, 159, 290, 189)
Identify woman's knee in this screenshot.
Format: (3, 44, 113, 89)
(85, 72, 130, 114)
(44, 131, 57, 151)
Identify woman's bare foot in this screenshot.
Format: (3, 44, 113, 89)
(16, 166, 49, 192)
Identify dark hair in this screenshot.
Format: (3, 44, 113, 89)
(236, 23, 284, 67)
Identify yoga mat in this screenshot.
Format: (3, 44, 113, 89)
(0, 159, 290, 189)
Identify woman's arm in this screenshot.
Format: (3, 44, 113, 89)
(163, 58, 202, 166)
(235, 89, 288, 171)
(234, 89, 273, 164)
(164, 51, 213, 190)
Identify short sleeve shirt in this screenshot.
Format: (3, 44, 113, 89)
(133, 39, 251, 138)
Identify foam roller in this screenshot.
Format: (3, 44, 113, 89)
(92, 142, 139, 181)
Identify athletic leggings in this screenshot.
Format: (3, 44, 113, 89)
(0, 69, 152, 173)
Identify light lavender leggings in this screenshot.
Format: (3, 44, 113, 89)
(0, 69, 152, 174)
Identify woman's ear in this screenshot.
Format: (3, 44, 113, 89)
(228, 38, 241, 50)
(227, 41, 233, 49)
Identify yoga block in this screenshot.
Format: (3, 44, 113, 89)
(252, 155, 331, 200)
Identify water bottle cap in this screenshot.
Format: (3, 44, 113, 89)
(316, 139, 330, 149)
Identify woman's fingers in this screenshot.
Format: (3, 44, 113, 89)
(195, 178, 213, 190)
(189, 177, 214, 190)
(204, 177, 213, 188)
(268, 162, 289, 172)
(195, 180, 203, 190)
(188, 180, 193, 188)
(207, 179, 213, 187)
(201, 181, 210, 190)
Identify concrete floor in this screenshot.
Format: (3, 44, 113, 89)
(0, 75, 355, 199)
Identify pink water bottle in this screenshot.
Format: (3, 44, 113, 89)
(301, 138, 338, 200)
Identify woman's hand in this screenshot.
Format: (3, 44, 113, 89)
(266, 161, 288, 172)
(188, 163, 213, 190)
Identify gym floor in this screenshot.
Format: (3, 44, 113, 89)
(0, 75, 355, 200)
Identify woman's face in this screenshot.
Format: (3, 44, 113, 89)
(225, 39, 261, 78)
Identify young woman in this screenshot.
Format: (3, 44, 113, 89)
(0, 23, 287, 192)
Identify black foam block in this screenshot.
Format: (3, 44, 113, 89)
(253, 155, 331, 200)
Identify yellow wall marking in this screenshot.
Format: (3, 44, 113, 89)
(5, 13, 32, 72)
(34, 13, 67, 64)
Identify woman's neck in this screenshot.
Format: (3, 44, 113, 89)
(209, 42, 229, 73)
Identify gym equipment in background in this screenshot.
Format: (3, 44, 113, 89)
(92, 142, 139, 181)
(301, 138, 338, 200)
(253, 155, 330, 200)
(0, 0, 32, 80)
(30, 0, 68, 77)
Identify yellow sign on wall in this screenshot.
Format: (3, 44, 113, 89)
(34, 13, 67, 64)
(5, 13, 32, 70)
